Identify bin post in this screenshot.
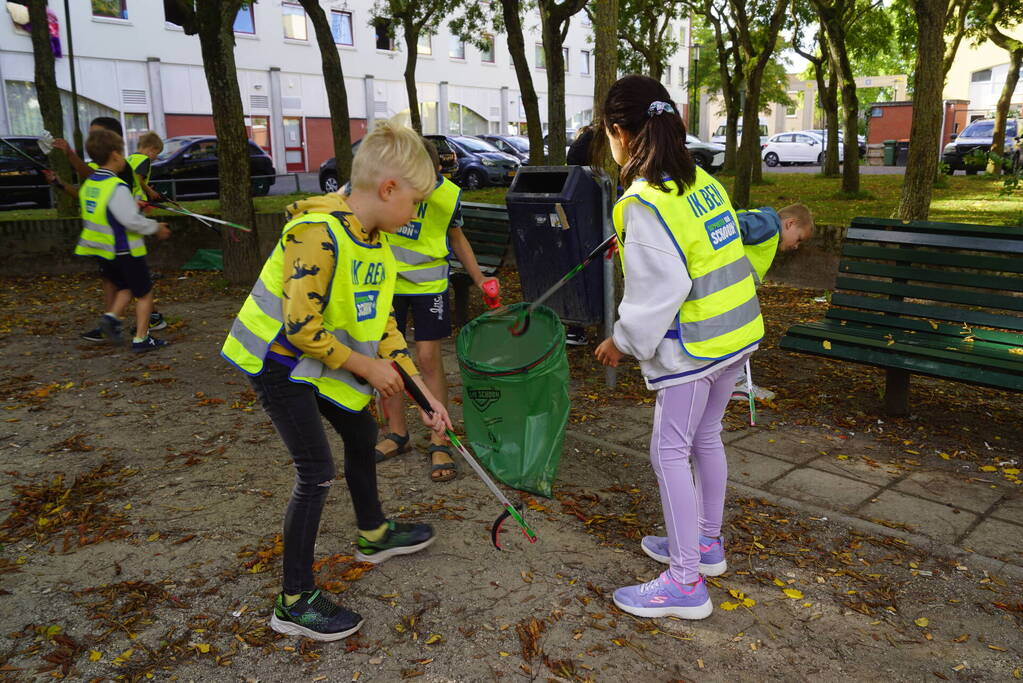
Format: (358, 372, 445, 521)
(592, 167, 618, 389)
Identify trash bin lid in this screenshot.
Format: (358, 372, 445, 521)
(457, 303, 564, 375)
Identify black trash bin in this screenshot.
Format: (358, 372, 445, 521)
(895, 140, 910, 166)
(505, 166, 609, 326)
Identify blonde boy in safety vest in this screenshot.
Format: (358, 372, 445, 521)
(126, 131, 164, 202)
(732, 203, 815, 401)
(221, 120, 452, 643)
(74, 129, 171, 352)
(374, 139, 498, 483)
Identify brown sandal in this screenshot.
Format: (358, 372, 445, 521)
(375, 432, 410, 463)
(428, 445, 458, 483)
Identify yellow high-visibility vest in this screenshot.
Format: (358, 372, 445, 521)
(74, 171, 147, 259)
(387, 177, 460, 295)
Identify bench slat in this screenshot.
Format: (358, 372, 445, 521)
(779, 333, 1023, 392)
(846, 228, 1023, 254)
(850, 216, 1023, 239)
(841, 244, 1023, 274)
(790, 321, 1023, 368)
(830, 293, 1023, 332)
(825, 308, 1023, 346)
(837, 261, 1023, 292)
(835, 276, 1023, 312)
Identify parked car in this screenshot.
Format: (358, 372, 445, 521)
(762, 131, 843, 167)
(942, 118, 1019, 174)
(0, 136, 51, 208)
(711, 123, 769, 147)
(476, 134, 531, 164)
(425, 134, 519, 190)
(686, 135, 725, 172)
(801, 128, 866, 157)
(318, 137, 458, 193)
(148, 136, 276, 197)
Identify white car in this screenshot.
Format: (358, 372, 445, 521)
(761, 131, 843, 167)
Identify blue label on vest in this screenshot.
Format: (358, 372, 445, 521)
(354, 291, 379, 322)
(704, 212, 738, 250)
(397, 221, 422, 240)
(85, 200, 97, 213)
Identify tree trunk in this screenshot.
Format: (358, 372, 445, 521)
(592, 0, 619, 182)
(895, 0, 947, 220)
(733, 79, 763, 208)
(401, 20, 423, 133)
(822, 66, 841, 177)
(27, 0, 75, 216)
(723, 102, 741, 172)
(195, 0, 260, 284)
(301, 0, 353, 184)
(987, 48, 1022, 175)
(821, 22, 860, 194)
(541, 18, 568, 165)
(502, 0, 545, 164)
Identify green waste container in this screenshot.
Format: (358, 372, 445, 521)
(457, 303, 569, 497)
(883, 140, 897, 166)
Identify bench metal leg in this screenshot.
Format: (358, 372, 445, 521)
(884, 368, 910, 416)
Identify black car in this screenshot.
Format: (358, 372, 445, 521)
(318, 138, 458, 193)
(425, 135, 519, 190)
(148, 136, 276, 197)
(942, 118, 1019, 174)
(0, 136, 51, 208)
(476, 134, 531, 164)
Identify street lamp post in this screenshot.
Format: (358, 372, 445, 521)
(690, 43, 701, 136)
(63, 0, 83, 155)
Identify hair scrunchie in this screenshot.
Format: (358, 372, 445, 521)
(646, 101, 675, 117)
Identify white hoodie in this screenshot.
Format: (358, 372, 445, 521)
(611, 200, 756, 391)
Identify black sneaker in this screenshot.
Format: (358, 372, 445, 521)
(149, 311, 167, 331)
(80, 326, 105, 343)
(99, 315, 124, 345)
(565, 327, 588, 346)
(132, 335, 169, 353)
(355, 520, 435, 564)
(269, 590, 364, 641)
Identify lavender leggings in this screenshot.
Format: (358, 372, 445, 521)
(650, 357, 746, 584)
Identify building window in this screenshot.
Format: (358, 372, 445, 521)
(418, 33, 433, 55)
(785, 91, 799, 117)
(282, 3, 307, 40)
(535, 43, 546, 70)
(330, 10, 353, 45)
(971, 68, 992, 82)
(233, 4, 255, 34)
(870, 107, 884, 118)
(92, 0, 127, 20)
(374, 19, 394, 50)
(581, 50, 590, 75)
(450, 35, 466, 60)
(563, 47, 569, 72)
(481, 34, 495, 63)
(664, 66, 671, 85)
(680, 66, 685, 86)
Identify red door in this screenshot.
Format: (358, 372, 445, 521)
(283, 117, 305, 172)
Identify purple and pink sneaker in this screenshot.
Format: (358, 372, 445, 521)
(612, 572, 713, 619)
(640, 535, 728, 576)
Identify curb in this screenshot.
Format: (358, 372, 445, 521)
(565, 429, 1023, 583)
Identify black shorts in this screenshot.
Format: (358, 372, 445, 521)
(392, 291, 451, 342)
(97, 254, 153, 298)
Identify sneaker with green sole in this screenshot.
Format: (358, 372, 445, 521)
(355, 519, 435, 564)
(269, 590, 363, 641)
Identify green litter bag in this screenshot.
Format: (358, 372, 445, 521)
(181, 248, 223, 271)
(456, 303, 569, 498)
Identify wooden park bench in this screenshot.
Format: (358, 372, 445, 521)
(779, 217, 1023, 415)
(450, 201, 511, 326)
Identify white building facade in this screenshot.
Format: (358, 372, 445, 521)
(0, 0, 691, 174)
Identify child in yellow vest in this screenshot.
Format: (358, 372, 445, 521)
(221, 120, 452, 642)
(74, 129, 171, 352)
(595, 75, 764, 621)
(126, 131, 164, 203)
(374, 139, 498, 483)
(731, 204, 815, 401)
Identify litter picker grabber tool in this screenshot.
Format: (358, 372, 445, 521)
(496, 232, 618, 337)
(744, 358, 757, 426)
(155, 194, 215, 229)
(391, 362, 538, 550)
(145, 202, 252, 233)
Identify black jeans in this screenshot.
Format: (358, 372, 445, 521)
(249, 359, 386, 594)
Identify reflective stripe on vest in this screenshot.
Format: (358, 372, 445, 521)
(221, 210, 396, 411)
(127, 153, 150, 201)
(613, 168, 764, 361)
(744, 233, 779, 285)
(74, 173, 147, 259)
(388, 177, 460, 295)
